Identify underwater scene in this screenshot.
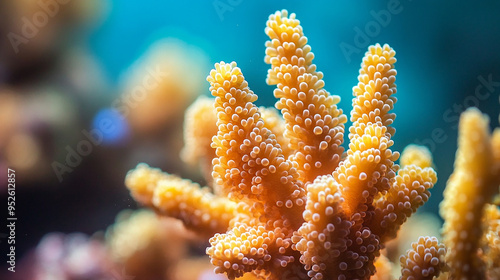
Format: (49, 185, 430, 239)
(0, 0, 499, 279)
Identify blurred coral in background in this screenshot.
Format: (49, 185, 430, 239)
(0, 0, 108, 185)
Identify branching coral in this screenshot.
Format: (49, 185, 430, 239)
(482, 204, 500, 279)
(121, 9, 477, 280)
(181, 96, 218, 169)
(206, 61, 306, 279)
(181, 96, 219, 185)
(120, 38, 209, 135)
(372, 254, 393, 280)
(106, 210, 191, 279)
(265, 11, 346, 184)
(180, 96, 294, 189)
(125, 164, 239, 238)
(399, 236, 446, 280)
(440, 108, 500, 280)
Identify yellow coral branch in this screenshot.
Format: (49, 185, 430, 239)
(400, 144, 434, 169)
(482, 204, 500, 279)
(125, 163, 175, 208)
(372, 254, 393, 280)
(265, 10, 347, 183)
(152, 175, 238, 237)
(207, 222, 296, 279)
(334, 43, 399, 216)
(206, 62, 308, 278)
(181, 96, 218, 181)
(440, 108, 497, 280)
(126, 163, 237, 237)
(259, 107, 293, 159)
(208, 61, 306, 226)
(370, 146, 437, 242)
(292, 175, 352, 280)
(399, 236, 446, 280)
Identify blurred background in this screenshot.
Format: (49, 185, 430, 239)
(0, 0, 499, 279)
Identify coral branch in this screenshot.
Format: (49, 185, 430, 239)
(292, 175, 352, 280)
(208, 61, 306, 226)
(206, 62, 308, 278)
(265, 10, 346, 183)
(259, 107, 293, 159)
(125, 163, 175, 207)
(440, 108, 497, 279)
(181, 96, 218, 182)
(207, 222, 295, 279)
(126, 163, 237, 237)
(370, 145, 437, 242)
(335, 43, 399, 216)
(400, 144, 433, 169)
(482, 205, 500, 279)
(400, 236, 446, 280)
(152, 175, 238, 237)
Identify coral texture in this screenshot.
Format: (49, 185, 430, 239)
(399, 236, 446, 280)
(440, 108, 500, 280)
(126, 163, 238, 238)
(124, 10, 445, 280)
(106, 210, 191, 279)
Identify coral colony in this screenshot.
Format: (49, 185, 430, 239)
(124, 10, 500, 280)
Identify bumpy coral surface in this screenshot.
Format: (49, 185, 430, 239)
(124, 10, 446, 280)
(399, 236, 446, 280)
(440, 108, 500, 280)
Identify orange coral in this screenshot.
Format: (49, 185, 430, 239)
(125, 164, 238, 237)
(399, 236, 446, 280)
(206, 61, 306, 279)
(336, 43, 399, 216)
(440, 108, 499, 280)
(120, 39, 209, 135)
(124, 10, 440, 280)
(482, 205, 500, 279)
(372, 254, 393, 280)
(106, 210, 191, 279)
(265, 10, 346, 184)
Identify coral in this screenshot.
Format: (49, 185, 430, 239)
(120, 38, 209, 135)
(106, 209, 192, 280)
(206, 61, 306, 279)
(124, 10, 443, 280)
(258, 106, 293, 160)
(482, 205, 500, 279)
(180, 96, 292, 187)
(264, 10, 347, 184)
(372, 254, 393, 280)
(384, 212, 442, 277)
(399, 236, 446, 280)
(399, 144, 433, 169)
(181, 96, 219, 183)
(440, 108, 500, 280)
(125, 164, 239, 238)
